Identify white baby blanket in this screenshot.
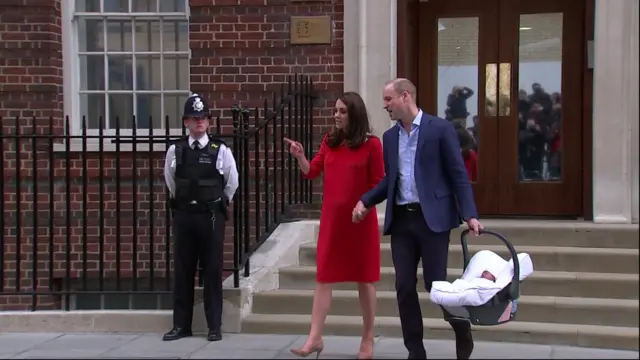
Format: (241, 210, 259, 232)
(429, 250, 534, 307)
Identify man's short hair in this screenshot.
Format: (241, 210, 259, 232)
(386, 78, 417, 99)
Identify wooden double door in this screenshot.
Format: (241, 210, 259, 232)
(406, 0, 588, 216)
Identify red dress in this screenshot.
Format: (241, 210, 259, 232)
(302, 135, 385, 283)
(464, 149, 478, 182)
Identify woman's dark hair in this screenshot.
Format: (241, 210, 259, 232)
(326, 92, 372, 149)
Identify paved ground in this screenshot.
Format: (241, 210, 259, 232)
(0, 333, 638, 359)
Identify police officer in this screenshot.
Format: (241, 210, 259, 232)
(162, 94, 239, 342)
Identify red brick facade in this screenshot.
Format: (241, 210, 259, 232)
(0, 0, 342, 310)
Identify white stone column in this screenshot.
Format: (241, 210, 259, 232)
(344, 0, 398, 215)
(344, 0, 397, 137)
(592, 0, 639, 224)
(630, 0, 639, 224)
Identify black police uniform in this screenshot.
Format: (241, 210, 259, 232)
(163, 95, 229, 342)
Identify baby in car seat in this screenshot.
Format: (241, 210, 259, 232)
(481, 270, 496, 282)
(477, 258, 520, 322)
(430, 250, 534, 309)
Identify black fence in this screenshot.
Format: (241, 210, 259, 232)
(0, 74, 315, 311)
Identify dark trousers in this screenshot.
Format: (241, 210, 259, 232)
(172, 210, 225, 331)
(390, 206, 471, 357)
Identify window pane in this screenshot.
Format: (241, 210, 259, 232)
(103, 0, 128, 12)
(109, 94, 134, 129)
(77, 19, 104, 52)
(437, 17, 480, 183)
(517, 13, 563, 182)
(132, 0, 158, 12)
(75, 0, 100, 12)
(136, 94, 162, 129)
(162, 21, 189, 52)
(80, 94, 106, 130)
(106, 20, 133, 52)
(79, 55, 105, 90)
(162, 56, 189, 91)
(137, 55, 161, 90)
(135, 20, 161, 52)
(164, 95, 188, 129)
(107, 55, 133, 90)
(160, 0, 186, 13)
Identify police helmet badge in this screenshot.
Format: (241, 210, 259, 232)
(192, 97, 204, 112)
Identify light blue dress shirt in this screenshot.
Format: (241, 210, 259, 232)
(396, 110, 423, 205)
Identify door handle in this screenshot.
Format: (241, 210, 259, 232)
(498, 62, 511, 116)
(484, 63, 512, 117)
(484, 63, 497, 117)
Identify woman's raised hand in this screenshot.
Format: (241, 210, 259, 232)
(283, 137, 305, 158)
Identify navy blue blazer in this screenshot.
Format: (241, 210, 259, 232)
(361, 113, 478, 235)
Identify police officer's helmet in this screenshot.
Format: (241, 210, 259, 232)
(183, 93, 210, 119)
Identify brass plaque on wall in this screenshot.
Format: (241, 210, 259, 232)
(290, 16, 332, 45)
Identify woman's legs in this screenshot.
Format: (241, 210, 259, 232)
(357, 282, 377, 358)
(296, 281, 332, 350)
(292, 281, 377, 358)
(291, 282, 332, 357)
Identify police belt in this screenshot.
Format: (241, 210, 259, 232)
(171, 198, 224, 213)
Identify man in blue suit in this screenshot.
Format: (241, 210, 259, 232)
(354, 78, 483, 359)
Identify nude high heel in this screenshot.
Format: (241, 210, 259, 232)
(290, 343, 324, 359)
(357, 339, 374, 359)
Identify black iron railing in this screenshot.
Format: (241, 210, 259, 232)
(0, 74, 314, 311)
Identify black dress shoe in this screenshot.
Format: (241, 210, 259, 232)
(162, 327, 193, 341)
(407, 353, 427, 359)
(207, 329, 222, 342)
(455, 330, 474, 360)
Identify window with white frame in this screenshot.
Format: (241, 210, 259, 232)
(73, 0, 190, 132)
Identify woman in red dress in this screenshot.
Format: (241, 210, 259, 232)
(285, 92, 385, 359)
(457, 127, 478, 182)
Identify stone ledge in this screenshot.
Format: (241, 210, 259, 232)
(0, 220, 319, 334)
(220, 219, 320, 332)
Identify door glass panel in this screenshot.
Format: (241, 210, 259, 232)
(517, 13, 563, 182)
(437, 17, 480, 183)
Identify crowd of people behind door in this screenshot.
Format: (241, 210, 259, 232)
(444, 83, 562, 182)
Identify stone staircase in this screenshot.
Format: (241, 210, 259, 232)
(241, 221, 640, 351)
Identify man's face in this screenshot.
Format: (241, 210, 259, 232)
(383, 85, 406, 121)
(183, 116, 209, 133)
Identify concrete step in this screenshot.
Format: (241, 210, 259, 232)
(278, 266, 640, 300)
(242, 314, 640, 351)
(299, 243, 640, 274)
(377, 221, 640, 249)
(252, 289, 639, 327)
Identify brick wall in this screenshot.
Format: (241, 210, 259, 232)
(0, 0, 342, 310)
(0, 0, 63, 119)
(188, 0, 344, 216)
(0, 0, 65, 310)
